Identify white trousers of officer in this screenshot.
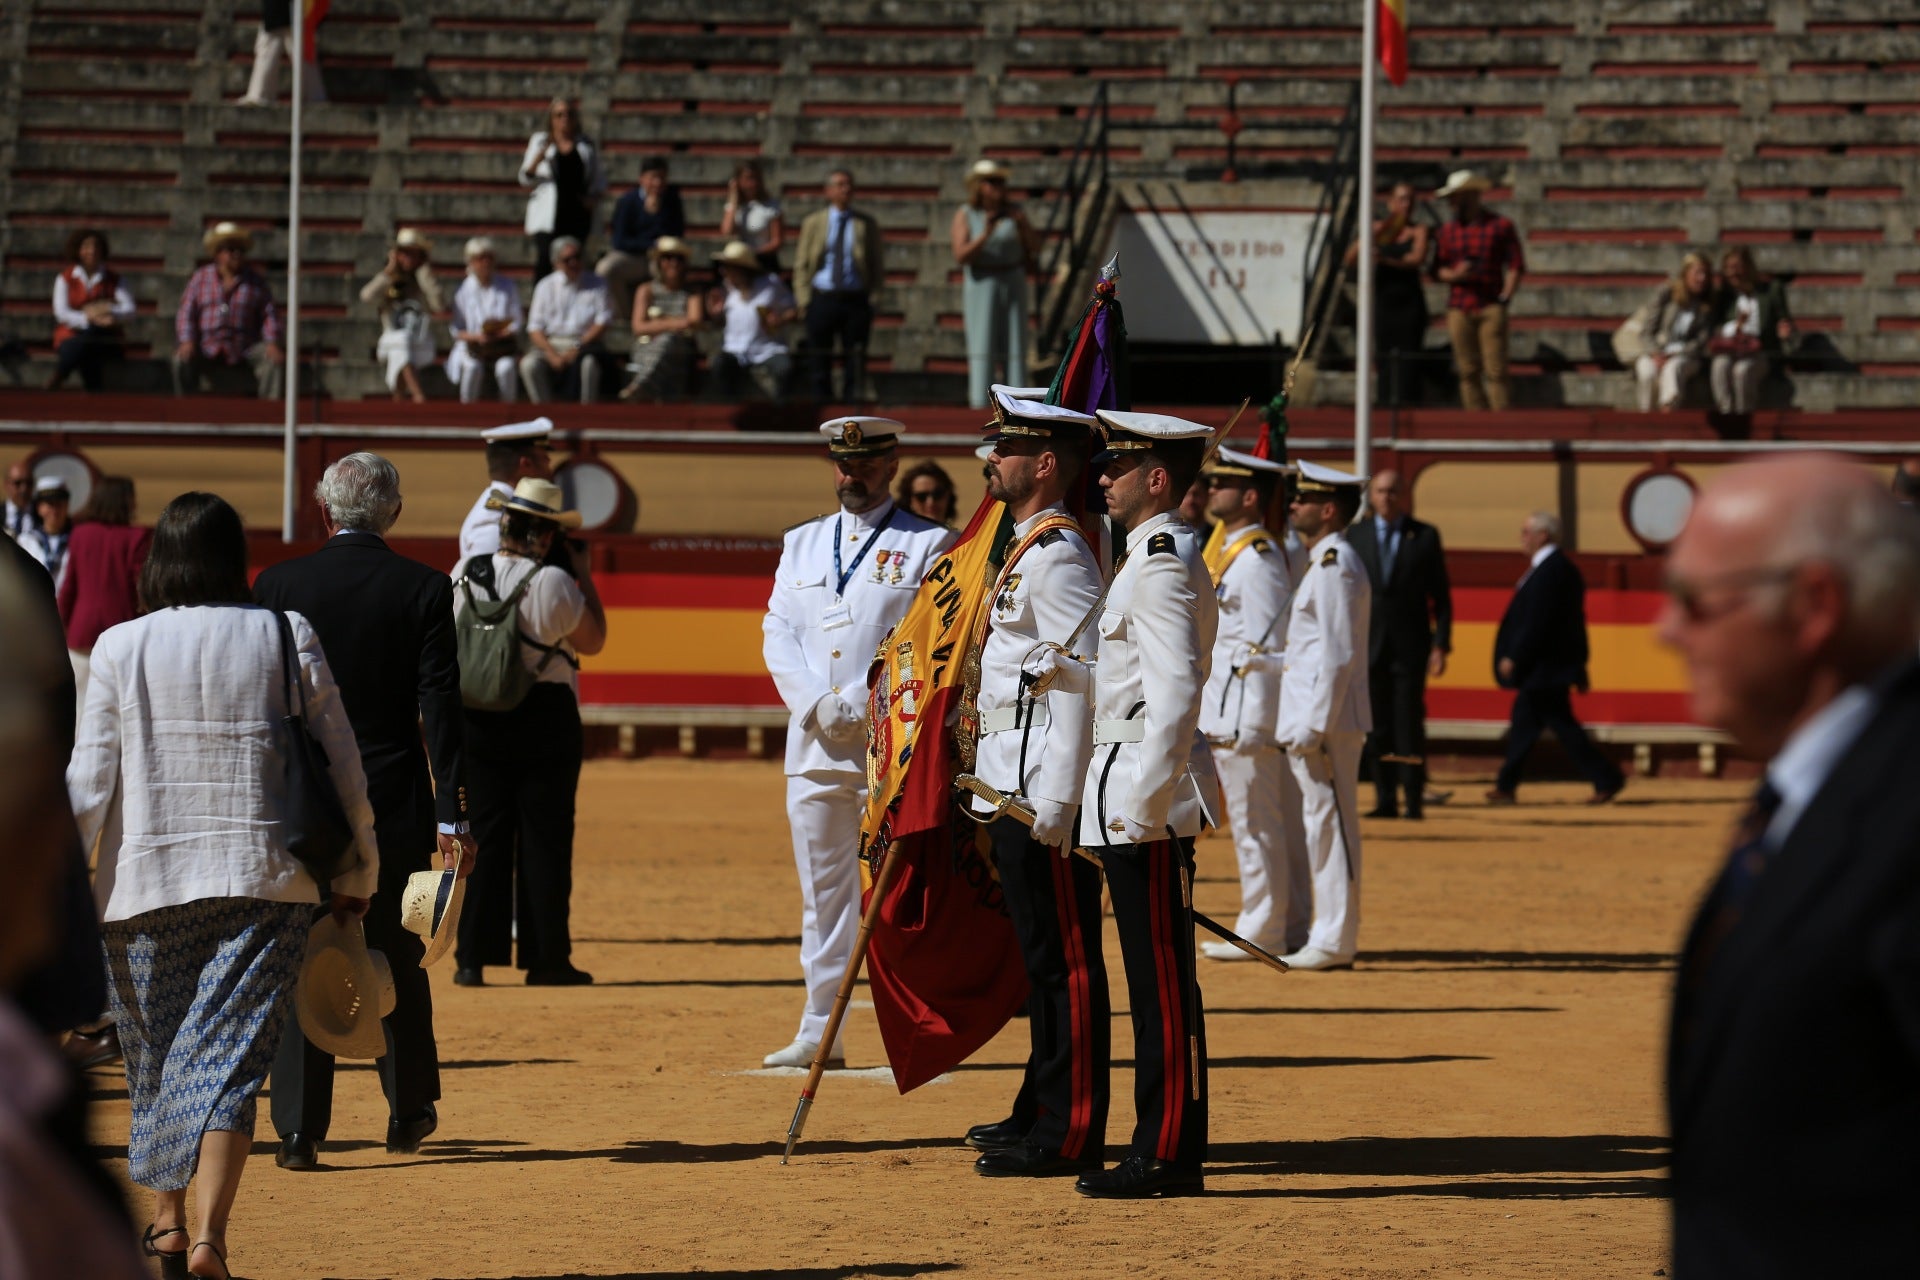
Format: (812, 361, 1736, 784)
(1287, 730, 1366, 960)
(1211, 746, 1307, 952)
(786, 769, 864, 1050)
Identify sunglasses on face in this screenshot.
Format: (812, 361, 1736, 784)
(909, 488, 947, 502)
(1662, 565, 1798, 624)
(556, 255, 581, 265)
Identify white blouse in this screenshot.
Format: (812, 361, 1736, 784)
(68, 605, 379, 921)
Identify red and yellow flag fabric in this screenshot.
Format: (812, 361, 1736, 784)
(1380, 0, 1409, 86)
(859, 496, 1028, 1093)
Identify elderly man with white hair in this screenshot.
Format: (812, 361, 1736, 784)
(1660, 455, 1920, 1277)
(254, 452, 475, 1171)
(519, 235, 611, 403)
(446, 237, 523, 403)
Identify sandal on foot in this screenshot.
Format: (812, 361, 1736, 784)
(141, 1224, 189, 1280)
(189, 1239, 236, 1280)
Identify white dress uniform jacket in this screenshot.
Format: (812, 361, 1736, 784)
(970, 506, 1101, 814)
(1278, 532, 1373, 748)
(1198, 524, 1292, 745)
(1081, 512, 1219, 846)
(457, 481, 513, 564)
(763, 499, 955, 776)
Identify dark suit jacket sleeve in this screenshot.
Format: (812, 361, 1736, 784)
(1426, 526, 1454, 653)
(418, 573, 468, 828)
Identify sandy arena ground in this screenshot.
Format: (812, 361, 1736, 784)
(91, 760, 1739, 1280)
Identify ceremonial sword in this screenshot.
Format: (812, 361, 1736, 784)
(953, 773, 1289, 975)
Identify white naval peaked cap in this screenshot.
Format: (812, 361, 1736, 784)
(987, 387, 1097, 441)
(1294, 458, 1367, 494)
(989, 383, 1051, 401)
(1094, 409, 1214, 451)
(819, 415, 905, 457)
(480, 416, 554, 444)
(1208, 445, 1295, 477)
(32, 475, 70, 498)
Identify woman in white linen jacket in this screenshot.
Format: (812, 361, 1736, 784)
(67, 491, 377, 1280)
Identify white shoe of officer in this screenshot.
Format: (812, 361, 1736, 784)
(1278, 947, 1355, 971)
(762, 1038, 845, 1069)
(1201, 940, 1255, 962)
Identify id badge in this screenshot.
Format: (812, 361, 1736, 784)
(820, 600, 853, 631)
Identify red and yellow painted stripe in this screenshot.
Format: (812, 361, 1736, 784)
(581, 573, 1695, 727)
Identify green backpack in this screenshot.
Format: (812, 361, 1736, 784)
(455, 556, 567, 712)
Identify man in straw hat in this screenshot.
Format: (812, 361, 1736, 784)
(1068, 409, 1219, 1199)
(1276, 460, 1373, 971)
(453, 478, 606, 988)
(257, 452, 474, 1169)
(759, 417, 954, 1068)
(1433, 169, 1525, 412)
(1197, 446, 1308, 962)
(459, 417, 554, 564)
(963, 389, 1111, 1178)
(359, 228, 445, 404)
(713, 240, 798, 401)
(172, 222, 285, 399)
(794, 167, 882, 401)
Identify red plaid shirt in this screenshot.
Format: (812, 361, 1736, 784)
(1435, 210, 1524, 313)
(175, 264, 282, 361)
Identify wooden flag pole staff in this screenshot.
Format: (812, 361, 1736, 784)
(780, 837, 907, 1165)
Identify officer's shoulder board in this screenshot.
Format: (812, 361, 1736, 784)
(783, 512, 832, 536)
(1251, 536, 1272, 555)
(1037, 528, 1065, 548)
(1148, 531, 1177, 557)
(1320, 546, 1339, 568)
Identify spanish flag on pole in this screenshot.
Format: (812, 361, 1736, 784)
(1379, 0, 1409, 85)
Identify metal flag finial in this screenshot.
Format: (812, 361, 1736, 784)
(1099, 253, 1121, 284)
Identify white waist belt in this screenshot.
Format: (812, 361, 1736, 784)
(1093, 719, 1146, 745)
(980, 704, 1049, 734)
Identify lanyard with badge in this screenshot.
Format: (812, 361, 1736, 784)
(821, 507, 896, 630)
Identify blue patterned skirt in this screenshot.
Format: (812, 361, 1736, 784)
(101, 897, 309, 1190)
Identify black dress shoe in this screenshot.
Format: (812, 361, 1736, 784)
(1403, 806, 1424, 821)
(525, 965, 594, 986)
(1074, 1153, 1204, 1199)
(964, 1118, 1029, 1152)
(1365, 806, 1398, 820)
(63, 1022, 122, 1070)
(275, 1132, 318, 1171)
(974, 1142, 1099, 1178)
(387, 1105, 438, 1155)
(452, 966, 484, 987)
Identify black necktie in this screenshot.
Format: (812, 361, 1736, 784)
(1688, 781, 1783, 975)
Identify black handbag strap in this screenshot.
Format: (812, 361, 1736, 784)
(271, 609, 311, 722)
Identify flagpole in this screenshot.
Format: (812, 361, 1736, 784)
(282, 10, 305, 543)
(1354, 0, 1378, 482)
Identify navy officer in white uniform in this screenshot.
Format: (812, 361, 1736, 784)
(760, 417, 954, 1068)
(1196, 446, 1306, 961)
(964, 389, 1110, 1179)
(1070, 409, 1219, 1199)
(458, 417, 554, 564)
(1275, 460, 1372, 971)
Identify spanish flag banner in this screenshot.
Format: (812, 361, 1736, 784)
(1379, 0, 1410, 86)
(858, 496, 1028, 1093)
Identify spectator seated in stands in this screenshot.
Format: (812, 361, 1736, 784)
(597, 156, 685, 326)
(1433, 169, 1524, 412)
(721, 160, 784, 274)
(710, 240, 796, 402)
(447, 237, 523, 404)
(47, 228, 134, 393)
(520, 97, 606, 281)
(172, 222, 284, 400)
(359, 228, 444, 404)
(619, 237, 703, 403)
(520, 236, 612, 404)
(1708, 247, 1795, 417)
(1614, 252, 1715, 412)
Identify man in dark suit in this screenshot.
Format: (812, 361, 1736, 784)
(1659, 456, 1920, 1276)
(1487, 511, 1624, 804)
(257, 452, 474, 1169)
(1346, 469, 1452, 818)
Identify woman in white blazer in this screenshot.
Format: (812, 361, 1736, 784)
(67, 492, 377, 1280)
(519, 95, 607, 279)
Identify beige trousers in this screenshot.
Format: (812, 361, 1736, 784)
(1445, 303, 1511, 411)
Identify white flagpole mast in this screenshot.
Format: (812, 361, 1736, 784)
(282, 8, 305, 543)
(1354, 0, 1378, 481)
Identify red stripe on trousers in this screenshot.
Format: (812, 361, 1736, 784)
(1049, 850, 1091, 1160)
(1149, 842, 1186, 1161)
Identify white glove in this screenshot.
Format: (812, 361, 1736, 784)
(813, 693, 864, 744)
(1021, 647, 1091, 697)
(1233, 728, 1279, 757)
(1119, 813, 1159, 844)
(1284, 729, 1324, 758)
(1029, 797, 1077, 850)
